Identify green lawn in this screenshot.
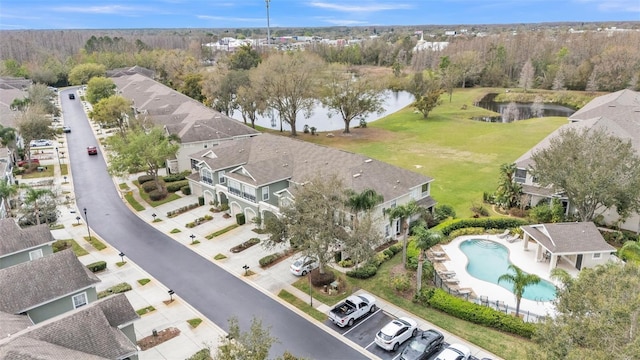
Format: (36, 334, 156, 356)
(303, 88, 569, 217)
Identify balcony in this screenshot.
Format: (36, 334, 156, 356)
(228, 187, 257, 203)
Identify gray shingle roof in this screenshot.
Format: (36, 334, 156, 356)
(0, 295, 138, 360)
(0, 250, 100, 314)
(110, 72, 258, 142)
(0, 219, 55, 257)
(193, 133, 434, 202)
(0, 311, 32, 337)
(521, 222, 616, 254)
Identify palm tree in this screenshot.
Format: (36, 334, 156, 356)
(495, 163, 522, 210)
(498, 264, 541, 317)
(346, 188, 383, 227)
(413, 224, 442, 292)
(0, 179, 19, 216)
(22, 186, 54, 225)
(386, 200, 423, 268)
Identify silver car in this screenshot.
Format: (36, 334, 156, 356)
(289, 256, 318, 276)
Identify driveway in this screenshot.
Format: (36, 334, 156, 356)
(59, 87, 369, 359)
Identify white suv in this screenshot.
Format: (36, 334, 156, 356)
(375, 317, 418, 351)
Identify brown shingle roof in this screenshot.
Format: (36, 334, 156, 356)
(193, 133, 434, 202)
(520, 222, 616, 254)
(0, 250, 100, 314)
(0, 219, 55, 257)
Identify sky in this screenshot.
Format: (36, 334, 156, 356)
(0, 0, 638, 30)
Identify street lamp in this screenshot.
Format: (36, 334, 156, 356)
(265, 0, 271, 46)
(83, 207, 92, 240)
(308, 270, 313, 307)
(190, 234, 196, 244)
(75, 216, 81, 225)
(118, 251, 125, 263)
(55, 147, 61, 168)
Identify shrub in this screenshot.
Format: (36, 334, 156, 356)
(383, 249, 394, 258)
(471, 203, 490, 217)
(259, 253, 281, 267)
(198, 196, 205, 206)
(392, 274, 411, 292)
(448, 227, 486, 238)
(434, 217, 530, 237)
(181, 185, 191, 195)
(141, 180, 158, 193)
(138, 174, 154, 184)
(346, 263, 378, 279)
(434, 204, 457, 221)
(428, 289, 536, 338)
(166, 180, 189, 192)
(219, 203, 229, 211)
(148, 189, 165, 201)
(509, 207, 528, 218)
(97, 282, 133, 299)
(164, 173, 187, 182)
(87, 261, 107, 272)
(166, 203, 200, 217)
(310, 268, 336, 287)
(338, 259, 354, 267)
(389, 243, 403, 254)
(236, 213, 246, 225)
(230, 238, 260, 253)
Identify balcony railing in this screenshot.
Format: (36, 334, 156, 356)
(228, 187, 257, 203)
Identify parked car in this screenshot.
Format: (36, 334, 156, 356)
(289, 256, 318, 276)
(87, 146, 98, 155)
(30, 139, 52, 147)
(400, 329, 445, 360)
(375, 317, 418, 352)
(62, 126, 71, 133)
(17, 158, 40, 167)
(68, 93, 75, 100)
(434, 343, 471, 360)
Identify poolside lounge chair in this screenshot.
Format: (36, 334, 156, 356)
(505, 235, 520, 243)
(497, 229, 510, 239)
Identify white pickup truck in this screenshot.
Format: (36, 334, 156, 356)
(328, 293, 377, 327)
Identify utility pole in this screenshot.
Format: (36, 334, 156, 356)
(265, 0, 271, 46)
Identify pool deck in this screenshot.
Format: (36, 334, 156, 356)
(438, 235, 579, 318)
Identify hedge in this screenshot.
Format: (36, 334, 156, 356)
(87, 261, 107, 272)
(434, 217, 530, 237)
(426, 289, 536, 338)
(346, 263, 378, 279)
(97, 282, 133, 299)
(148, 189, 165, 201)
(142, 180, 158, 193)
(236, 213, 246, 225)
(259, 253, 282, 267)
(181, 185, 191, 195)
(166, 180, 189, 192)
(163, 173, 187, 183)
(138, 174, 155, 184)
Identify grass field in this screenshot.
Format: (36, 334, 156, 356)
(297, 88, 569, 217)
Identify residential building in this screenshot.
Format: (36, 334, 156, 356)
(0, 148, 16, 219)
(187, 133, 436, 239)
(0, 77, 31, 129)
(514, 89, 640, 233)
(0, 249, 100, 324)
(109, 70, 259, 173)
(0, 218, 55, 269)
(0, 294, 139, 360)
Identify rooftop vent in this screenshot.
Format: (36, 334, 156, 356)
(353, 173, 361, 178)
(365, 159, 373, 163)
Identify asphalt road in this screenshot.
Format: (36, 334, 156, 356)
(59, 88, 368, 360)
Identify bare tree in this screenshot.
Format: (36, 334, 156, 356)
(518, 59, 535, 92)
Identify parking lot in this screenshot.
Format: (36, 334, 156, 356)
(325, 310, 484, 360)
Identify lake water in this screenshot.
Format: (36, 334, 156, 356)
(474, 93, 576, 122)
(231, 91, 414, 132)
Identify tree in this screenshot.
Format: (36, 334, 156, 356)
(68, 63, 106, 85)
(235, 81, 267, 129)
(265, 175, 348, 275)
(519, 59, 535, 92)
(414, 88, 443, 119)
(22, 186, 55, 226)
(502, 102, 520, 122)
(319, 64, 385, 134)
(531, 127, 640, 222)
(228, 44, 262, 71)
(214, 316, 278, 360)
(528, 262, 640, 359)
(251, 52, 324, 136)
(179, 72, 205, 102)
(494, 163, 522, 210)
(85, 76, 116, 104)
(89, 95, 133, 133)
(0, 179, 19, 215)
(345, 188, 384, 227)
(439, 56, 460, 102)
(386, 200, 423, 268)
(17, 107, 56, 160)
(106, 127, 180, 195)
(453, 51, 482, 89)
(27, 84, 59, 116)
(0, 125, 16, 148)
(412, 224, 442, 292)
(202, 69, 249, 116)
(497, 264, 541, 317)
(342, 213, 382, 269)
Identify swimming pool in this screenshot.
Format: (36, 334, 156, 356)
(460, 239, 556, 301)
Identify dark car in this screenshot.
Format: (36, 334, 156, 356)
(399, 329, 444, 360)
(68, 93, 75, 100)
(87, 146, 98, 155)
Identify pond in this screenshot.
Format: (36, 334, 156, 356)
(473, 93, 576, 123)
(231, 90, 414, 132)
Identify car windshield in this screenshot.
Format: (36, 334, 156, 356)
(293, 259, 305, 267)
(407, 339, 427, 352)
(377, 331, 393, 341)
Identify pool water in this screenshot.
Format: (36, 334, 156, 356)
(460, 239, 556, 301)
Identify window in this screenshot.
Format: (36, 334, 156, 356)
(384, 225, 390, 238)
(218, 170, 226, 184)
(592, 253, 602, 259)
(421, 183, 429, 194)
(29, 248, 43, 261)
(190, 159, 200, 170)
(72, 292, 88, 309)
(202, 169, 213, 185)
(262, 186, 270, 201)
(515, 169, 527, 183)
